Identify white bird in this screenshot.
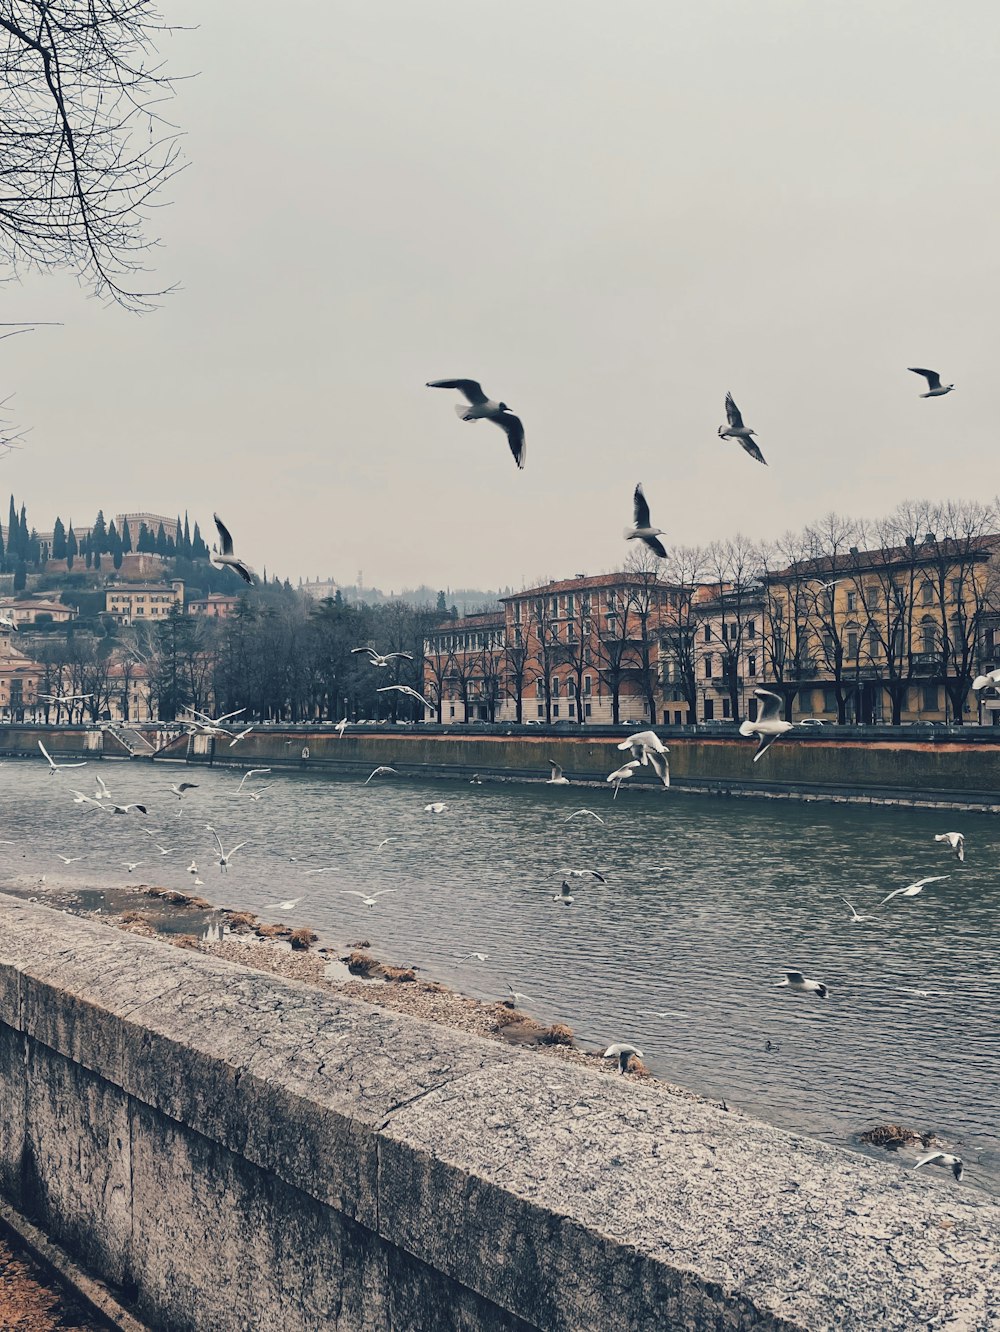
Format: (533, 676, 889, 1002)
(93, 774, 112, 801)
(211, 829, 248, 872)
(739, 689, 794, 761)
(335, 717, 348, 737)
(426, 378, 526, 469)
(839, 895, 873, 923)
(344, 889, 397, 909)
(55, 853, 82, 864)
(182, 706, 246, 738)
(624, 483, 667, 559)
(553, 880, 574, 904)
(169, 782, 199, 800)
(913, 1152, 963, 1181)
(461, 952, 489, 962)
(424, 802, 447, 813)
(375, 838, 393, 852)
(617, 729, 670, 787)
(469, 773, 483, 784)
(211, 513, 256, 585)
(603, 1043, 643, 1074)
(364, 766, 399, 784)
(606, 760, 640, 798)
(934, 832, 965, 862)
(908, 367, 954, 398)
(880, 874, 949, 906)
(247, 790, 268, 802)
(719, 392, 767, 464)
(186, 860, 199, 875)
(228, 725, 255, 747)
(775, 971, 829, 998)
(303, 866, 337, 875)
(266, 896, 305, 909)
(563, 867, 607, 883)
(237, 769, 271, 793)
(377, 684, 436, 710)
(0, 613, 17, 632)
(124, 861, 146, 874)
(69, 789, 102, 808)
(193, 877, 204, 886)
(148, 840, 175, 856)
(350, 647, 414, 668)
(563, 809, 605, 824)
(38, 740, 87, 774)
(545, 760, 570, 785)
(504, 985, 534, 1007)
(972, 668, 1000, 692)
(109, 802, 148, 816)
(37, 691, 92, 704)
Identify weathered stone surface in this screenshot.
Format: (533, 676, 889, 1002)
(0, 896, 998, 1332)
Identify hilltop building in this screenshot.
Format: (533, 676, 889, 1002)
(0, 597, 77, 626)
(105, 580, 184, 625)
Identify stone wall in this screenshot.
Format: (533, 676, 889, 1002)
(0, 896, 996, 1331)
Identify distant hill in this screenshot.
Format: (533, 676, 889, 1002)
(334, 583, 510, 613)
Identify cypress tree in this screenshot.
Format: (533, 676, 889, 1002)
(0, 522, 6, 566)
(7, 496, 17, 555)
(94, 551, 102, 572)
(67, 524, 77, 571)
(91, 509, 107, 553)
(13, 560, 26, 591)
(52, 518, 67, 560)
(121, 520, 132, 553)
(182, 512, 191, 556)
(17, 504, 28, 559)
(192, 521, 206, 559)
(137, 522, 151, 553)
(156, 522, 168, 554)
(85, 548, 93, 570)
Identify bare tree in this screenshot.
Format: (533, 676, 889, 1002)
(0, 1, 183, 308)
(659, 546, 703, 724)
(701, 537, 762, 723)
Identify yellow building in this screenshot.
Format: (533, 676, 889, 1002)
(105, 579, 184, 625)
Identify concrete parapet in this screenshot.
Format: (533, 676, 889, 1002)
(0, 896, 997, 1331)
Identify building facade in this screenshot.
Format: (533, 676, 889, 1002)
(105, 580, 184, 625)
(188, 593, 242, 618)
(0, 597, 78, 626)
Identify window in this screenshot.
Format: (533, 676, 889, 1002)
(535, 680, 544, 697)
(747, 619, 756, 639)
(449, 705, 455, 718)
(921, 625, 936, 654)
(537, 704, 544, 718)
(703, 654, 713, 678)
(846, 592, 856, 612)
(584, 702, 592, 717)
(553, 704, 560, 717)
(584, 675, 592, 695)
(568, 703, 575, 718)
(703, 698, 715, 721)
(847, 631, 858, 659)
(920, 581, 934, 606)
(722, 697, 731, 718)
(551, 677, 560, 697)
(747, 653, 756, 677)
(921, 684, 939, 713)
(950, 578, 962, 603)
(823, 688, 838, 712)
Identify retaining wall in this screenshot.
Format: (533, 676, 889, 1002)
(0, 897, 997, 1331)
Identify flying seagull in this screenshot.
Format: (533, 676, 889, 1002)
(38, 740, 86, 774)
(351, 647, 414, 668)
(228, 725, 255, 747)
(335, 717, 348, 737)
(563, 809, 606, 824)
(364, 766, 399, 784)
(739, 689, 794, 761)
(266, 896, 304, 909)
(212, 514, 256, 585)
(839, 895, 874, 923)
(55, 853, 83, 865)
(719, 392, 766, 464)
(106, 802, 148, 816)
(93, 774, 112, 801)
(617, 729, 670, 787)
(908, 368, 954, 398)
(343, 889, 397, 909)
(603, 1043, 643, 1074)
(624, 483, 667, 559)
(0, 614, 17, 632)
(124, 861, 147, 874)
(972, 668, 1000, 692)
(426, 378, 526, 470)
(879, 874, 949, 907)
(377, 684, 435, 710)
(913, 1152, 963, 1181)
(545, 760, 569, 785)
(775, 971, 829, 998)
(424, 802, 447, 813)
(210, 828, 248, 872)
(553, 880, 574, 904)
(934, 832, 965, 863)
(237, 769, 271, 793)
(563, 867, 607, 883)
(606, 760, 640, 799)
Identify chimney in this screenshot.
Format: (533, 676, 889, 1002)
(905, 536, 915, 548)
(849, 546, 859, 555)
(923, 532, 936, 544)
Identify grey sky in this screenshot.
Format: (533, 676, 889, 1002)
(4, 1, 999, 591)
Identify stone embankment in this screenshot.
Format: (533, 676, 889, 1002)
(0, 894, 997, 1332)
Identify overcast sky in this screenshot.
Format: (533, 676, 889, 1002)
(4, 1, 999, 592)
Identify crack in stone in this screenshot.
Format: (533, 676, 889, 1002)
(375, 1070, 469, 1132)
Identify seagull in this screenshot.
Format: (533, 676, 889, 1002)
(350, 647, 414, 668)
(228, 725, 255, 747)
(211, 829, 248, 872)
(913, 1152, 963, 1181)
(377, 684, 435, 710)
(344, 889, 397, 909)
(719, 392, 766, 464)
(364, 766, 399, 784)
(934, 832, 965, 862)
(563, 809, 606, 824)
(148, 840, 175, 857)
(563, 867, 607, 883)
(839, 895, 874, 923)
(603, 1043, 643, 1074)
(237, 769, 271, 793)
(69, 789, 102, 808)
(92, 774, 112, 801)
(124, 861, 147, 874)
(303, 866, 337, 875)
(426, 378, 526, 469)
(880, 874, 949, 907)
(0, 614, 17, 632)
(606, 760, 640, 798)
(546, 760, 570, 785)
(775, 971, 829, 998)
(617, 729, 670, 787)
(624, 483, 667, 558)
(106, 803, 148, 816)
(335, 718, 348, 737)
(739, 689, 794, 761)
(375, 838, 393, 852)
(553, 881, 574, 904)
(424, 802, 447, 813)
(211, 514, 256, 585)
(469, 773, 483, 784)
(908, 368, 954, 398)
(972, 668, 1000, 692)
(37, 691, 92, 705)
(169, 782, 199, 800)
(461, 952, 489, 962)
(266, 896, 304, 909)
(38, 740, 87, 774)
(55, 854, 83, 865)
(247, 789, 268, 802)
(186, 860, 199, 875)
(504, 985, 534, 1007)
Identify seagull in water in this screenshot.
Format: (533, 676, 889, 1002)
(424, 802, 447, 814)
(211, 514, 256, 585)
(553, 881, 574, 905)
(364, 766, 399, 784)
(344, 889, 397, 909)
(563, 809, 605, 825)
(739, 689, 794, 761)
(879, 875, 949, 907)
(545, 760, 569, 785)
(913, 1152, 963, 1181)
(908, 367, 954, 398)
(350, 647, 414, 668)
(839, 896, 874, 923)
(617, 729, 670, 787)
(624, 483, 667, 559)
(38, 740, 87, 774)
(775, 971, 829, 998)
(426, 378, 526, 470)
(719, 392, 766, 464)
(934, 832, 965, 862)
(604, 1043, 643, 1074)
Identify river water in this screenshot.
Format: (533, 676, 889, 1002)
(2, 756, 997, 1193)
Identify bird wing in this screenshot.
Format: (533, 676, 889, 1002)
(911, 875, 948, 889)
(228, 842, 248, 856)
(179, 782, 198, 792)
(647, 749, 670, 787)
(95, 775, 110, 798)
(351, 647, 377, 660)
(213, 513, 235, 556)
(913, 1153, 944, 1170)
(492, 412, 526, 469)
(548, 760, 563, 779)
(724, 392, 744, 429)
(839, 896, 860, 917)
(908, 367, 941, 390)
(633, 483, 651, 529)
(785, 971, 805, 984)
(740, 437, 768, 466)
(753, 732, 780, 762)
(232, 560, 256, 586)
(754, 689, 784, 722)
(37, 740, 54, 767)
(879, 885, 908, 906)
(643, 534, 668, 559)
(426, 378, 488, 404)
(385, 652, 414, 662)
